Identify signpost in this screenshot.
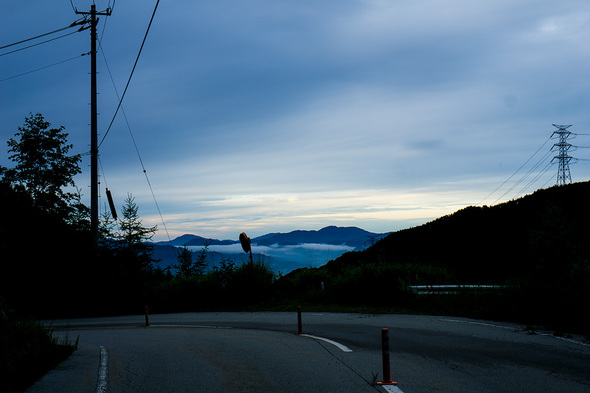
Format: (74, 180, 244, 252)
(239, 232, 254, 265)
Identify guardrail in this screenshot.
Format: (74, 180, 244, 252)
(409, 285, 504, 295)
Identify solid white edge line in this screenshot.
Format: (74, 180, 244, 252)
(300, 334, 353, 352)
(440, 318, 590, 347)
(96, 346, 108, 393)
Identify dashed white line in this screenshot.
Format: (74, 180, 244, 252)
(299, 334, 353, 352)
(96, 346, 108, 393)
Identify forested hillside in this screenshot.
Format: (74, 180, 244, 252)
(280, 181, 590, 333)
(325, 181, 590, 284)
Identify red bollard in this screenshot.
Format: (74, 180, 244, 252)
(297, 306, 303, 335)
(144, 305, 150, 327)
(377, 328, 398, 385)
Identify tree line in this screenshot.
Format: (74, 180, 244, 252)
(0, 113, 163, 318)
(0, 113, 276, 318)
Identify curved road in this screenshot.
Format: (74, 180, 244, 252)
(27, 312, 590, 393)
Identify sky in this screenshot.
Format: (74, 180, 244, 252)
(2, 0, 590, 242)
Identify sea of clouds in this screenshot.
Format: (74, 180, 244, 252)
(186, 243, 355, 270)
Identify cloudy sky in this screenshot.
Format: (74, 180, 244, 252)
(2, 0, 589, 242)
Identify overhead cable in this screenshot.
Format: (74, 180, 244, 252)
(0, 53, 88, 83)
(99, 0, 117, 41)
(492, 148, 553, 205)
(479, 136, 551, 205)
(0, 19, 86, 51)
(515, 161, 554, 198)
(99, 0, 160, 148)
(98, 29, 172, 243)
(0, 30, 79, 57)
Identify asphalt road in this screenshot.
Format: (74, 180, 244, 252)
(26, 312, 590, 393)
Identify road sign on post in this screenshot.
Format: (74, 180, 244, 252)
(239, 232, 253, 265)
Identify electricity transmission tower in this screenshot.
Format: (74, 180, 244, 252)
(551, 124, 574, 186)
(75, 4, 112, 248)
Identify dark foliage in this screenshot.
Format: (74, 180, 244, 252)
(0, 317, 76, 393)
(0, 182, 97, 318)
(325, 183, 590, 285)
(1, 113, 81, 220)
(147, 260, 277, 313)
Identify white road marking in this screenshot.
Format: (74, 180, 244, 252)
(439, 318, 515, 330)
(380, 384, 405, 393)
(147, 324, 232, 329)
(96, 346, 108, 393)
(537, 332, 590, 347)
(440, 318, 590, 347)
(299, 334, 353, 352)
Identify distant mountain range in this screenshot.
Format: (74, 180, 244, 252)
(155, 225, 388, 248)
(152, 226, 390, 273)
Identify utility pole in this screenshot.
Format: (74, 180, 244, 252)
(76, 5, 112, 249)
(551, 124, 574, 186)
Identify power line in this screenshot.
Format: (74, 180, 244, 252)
(99, 0, 117, 41)
(99, 0, 161, 148)
(479, 136, 551, 205)
(491, 148, 553, 205)
(516, 160, 554, 197)
(98, 21, 172, 244)
(0, 53, 88, 83)
(482, 124, 590, 206)
(0, 30, 79, 57)
(0, 19, 85, 51)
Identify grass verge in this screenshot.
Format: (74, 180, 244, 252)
(0, 319, 78, 393)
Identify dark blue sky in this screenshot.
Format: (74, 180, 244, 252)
(2, 0, 589, 241)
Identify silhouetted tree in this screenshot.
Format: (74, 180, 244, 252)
(193, 242, 209, 275)
(176, 243, 208, 277)
(176, 246, 194, 277)
(1, 113, 81, 220)
(67, 187, 90, 230)
(114, 193, 158, 274)
(117, 193, 157, 246)
(99, 210, 118, 240)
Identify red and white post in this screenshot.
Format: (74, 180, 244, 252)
(377, 328, 397, 385)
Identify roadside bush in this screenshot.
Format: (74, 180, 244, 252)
(329, 263, 407, 305)
(146, 260, 278, 311)
(0, 318, 77, 393)
(276, 267, 331, 300)
(227, 262, 277, 306)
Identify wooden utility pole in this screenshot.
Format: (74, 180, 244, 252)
(76, 5, 111, 249)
